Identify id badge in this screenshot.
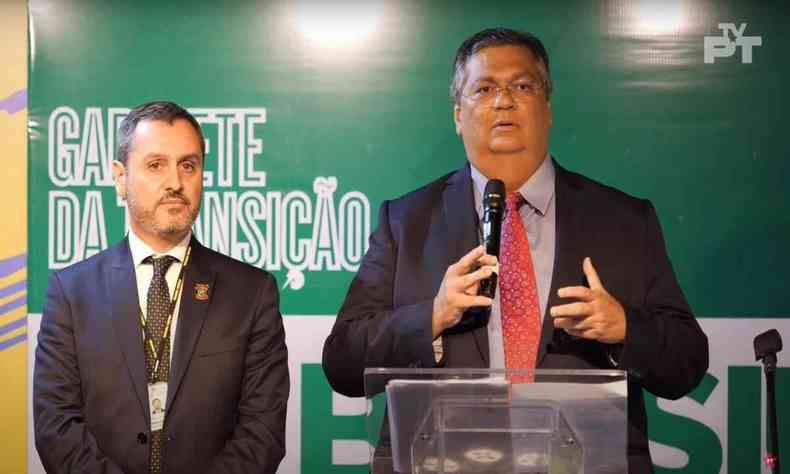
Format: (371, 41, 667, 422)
(147, 382, 168, 431)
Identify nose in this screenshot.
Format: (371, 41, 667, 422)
(492, 86, 516, 109)
(164, 163, 183, 192)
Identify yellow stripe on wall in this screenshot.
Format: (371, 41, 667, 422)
(0, 0, 28, 472)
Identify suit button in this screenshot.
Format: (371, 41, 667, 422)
(137, 432, 148, 444)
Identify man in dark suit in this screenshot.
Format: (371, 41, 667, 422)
(34, 101, 289, 474)
(322, 29, 708, 473)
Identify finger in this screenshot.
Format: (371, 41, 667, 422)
(557, 286, 594, 301)
(464, 280, 480, 296)
(477, 254, 498, 267)
(454, 293, 494, 309)
(479, 259, 499, 277)
(553, 317, 574, 329)
(451, 245, 486, 274)
(564, 328, 597, 339)
(583, 257, 604, 290)
(550, 302, 592, 318)
(464, 276, 484, 295)
(455, 265, 495, 289)
(553, 316, 593, 331)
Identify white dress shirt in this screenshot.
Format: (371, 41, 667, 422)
(128, 230, 191, 365)
(470, 157, 556, 369)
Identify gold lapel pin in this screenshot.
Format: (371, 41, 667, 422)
(194, 283, 210, 301)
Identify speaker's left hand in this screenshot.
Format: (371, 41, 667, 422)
(550, 257, 626, 344)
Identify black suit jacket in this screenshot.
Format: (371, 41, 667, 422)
(34, 237, 289, 474)
(322, 161, 708, 473)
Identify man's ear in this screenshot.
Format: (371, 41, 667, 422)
(112, 160, 127, 200)
(453, 104, 462, 136)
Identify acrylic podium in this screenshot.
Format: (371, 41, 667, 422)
(364, 369, 628, 474)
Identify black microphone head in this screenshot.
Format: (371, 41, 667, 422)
(478, 178, 506, 299)
(754, 329, 783, 361)
(483, 179, 505, 209)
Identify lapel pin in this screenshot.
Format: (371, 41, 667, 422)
(194, 283, 210, 301)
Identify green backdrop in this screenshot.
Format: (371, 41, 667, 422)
(27, 1, 790, 472)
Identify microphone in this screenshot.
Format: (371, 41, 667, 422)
(755, 329, 783, 366)
(754, 329, 783, 473)
(443, 179, 504, 335)
(478, 179, 505, 298)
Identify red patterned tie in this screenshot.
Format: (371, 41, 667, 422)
(499, 192, 542, 381)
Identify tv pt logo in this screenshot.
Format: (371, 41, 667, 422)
(704, 23, 762, 64)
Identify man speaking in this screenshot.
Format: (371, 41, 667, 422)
(322, 28, 708, 472)
(34, 101, 289, 474)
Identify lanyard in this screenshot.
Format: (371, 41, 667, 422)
(139, 245, 192, 379)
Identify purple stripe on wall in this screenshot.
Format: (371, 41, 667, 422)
(0, 315, 26, 336)
(0, 333, 26, 351)
(0, 254, 25, 278)
(0, 295, 25, 316)
(0, 89, 27, 114)
(0, 280, 26, 299)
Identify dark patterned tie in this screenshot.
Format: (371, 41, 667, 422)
(144, 255, 177, 474)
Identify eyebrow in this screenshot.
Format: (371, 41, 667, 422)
(470, 72, 541, 84)
(142, 153, 201, 161)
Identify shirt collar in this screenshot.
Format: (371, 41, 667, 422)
(469, 154, 555, 216)
(128, 229, 191, 268)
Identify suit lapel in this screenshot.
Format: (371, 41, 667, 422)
(166, 237, 216, 409)
(441, 164, 490, 365)
(109, 239, 150, 421)
(538, 162, 586, 364)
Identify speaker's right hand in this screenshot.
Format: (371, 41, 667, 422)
(432, 245, 497, 338)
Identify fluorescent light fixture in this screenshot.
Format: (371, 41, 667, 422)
(629, 0, 690, 36)
(294, 1, 385, 49)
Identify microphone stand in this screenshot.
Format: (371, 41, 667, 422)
(755, 329, 783, 474)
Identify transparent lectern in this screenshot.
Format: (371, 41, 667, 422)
(364, 369, 627, 474)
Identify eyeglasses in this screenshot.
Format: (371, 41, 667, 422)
(463, 77, 547, 104)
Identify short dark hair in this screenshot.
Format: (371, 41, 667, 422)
(117, 101, 205, 165)
(451, 28, 553, 104)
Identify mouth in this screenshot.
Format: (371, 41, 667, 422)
(160, 199, 188, 206)
(493, 120, 518, 130)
